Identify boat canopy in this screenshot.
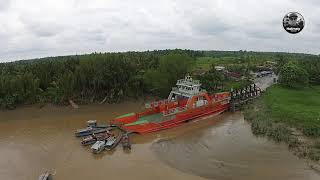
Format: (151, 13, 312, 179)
(168, 75, 204, 100)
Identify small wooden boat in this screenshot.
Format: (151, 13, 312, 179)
(81, 135, 96, 146)
(91, 140, 106, 154)
(81, 133, 110, 146)
(87, 120, 109, 128)
(38, 171, 52, 180)
(104, 136, 116, 149)
(121, 133, 131, 150)
(105, 133, 123, 151)
(75, 120, 111, 137)
(75, 128, 109, 137)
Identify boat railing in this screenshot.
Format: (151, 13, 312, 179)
(176, 79, 201, 86)
(162, 106, 188, 116)
(172, 87, 178, 91)
(145, 99, 169, 109)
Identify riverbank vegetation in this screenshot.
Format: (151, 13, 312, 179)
(244, 85, 320, 161)
(0, 49, 319, 109)
(0, 50, 199, 109)
(244, 56, 320, 161)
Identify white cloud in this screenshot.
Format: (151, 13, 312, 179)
(0, 0, 319, 61)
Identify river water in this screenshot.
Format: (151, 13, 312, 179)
(0, 101, 319, 180)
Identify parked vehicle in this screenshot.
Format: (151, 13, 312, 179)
(257, 71, 273, 77)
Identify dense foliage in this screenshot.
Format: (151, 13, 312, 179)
(298, 58, 320, 85)
(198, 65, 225, 93)
(0, 49, 319, 109)
(0, 50, 204, 109)
(279, 61, 309, 88)
(143, 53, 194, 96)
(276, 55, 320, 88)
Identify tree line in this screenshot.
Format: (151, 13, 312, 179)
(0, 49, 319, 109)
(0, 50, 200, 109)
(276, 55, 320, 88)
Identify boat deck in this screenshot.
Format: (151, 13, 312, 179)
(124, 113, 163, 126)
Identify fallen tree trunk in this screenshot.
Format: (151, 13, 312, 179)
(99, 96, 108, 104)
(69, 99, 80, 109)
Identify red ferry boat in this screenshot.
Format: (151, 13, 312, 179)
(112, 75, 231, 134)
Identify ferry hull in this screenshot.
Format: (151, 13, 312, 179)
(128, 105, 228, 134)
(112, 101, 230, 134)
(112, 75, 231, 134)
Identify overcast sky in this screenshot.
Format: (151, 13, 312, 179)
(0, 0, 319, 62)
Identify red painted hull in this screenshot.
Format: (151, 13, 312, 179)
(124, 104, 229, 134)
(112, 92, 231, 134)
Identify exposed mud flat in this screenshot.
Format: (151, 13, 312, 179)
(0, 102, 319, 180)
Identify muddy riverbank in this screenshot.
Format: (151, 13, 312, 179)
(152, 112, 320, 180)
(0, 102, 319, 180)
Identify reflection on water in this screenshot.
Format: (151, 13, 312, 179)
(0, 103, 319, 180)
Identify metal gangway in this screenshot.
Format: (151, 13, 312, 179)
(229, 84, 261, 112)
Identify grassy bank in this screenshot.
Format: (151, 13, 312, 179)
(244, 85, 320, 161)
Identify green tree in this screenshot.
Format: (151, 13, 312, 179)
(1, 49, 319, 109)
(200, 65, 225, 93)
(298, 58, 320, 85)
(144, 53, 194, 96)
(279, 62, 309, 88)
(275, 55, 289, 75)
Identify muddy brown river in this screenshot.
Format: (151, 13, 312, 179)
(0, 101, 319, 180)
